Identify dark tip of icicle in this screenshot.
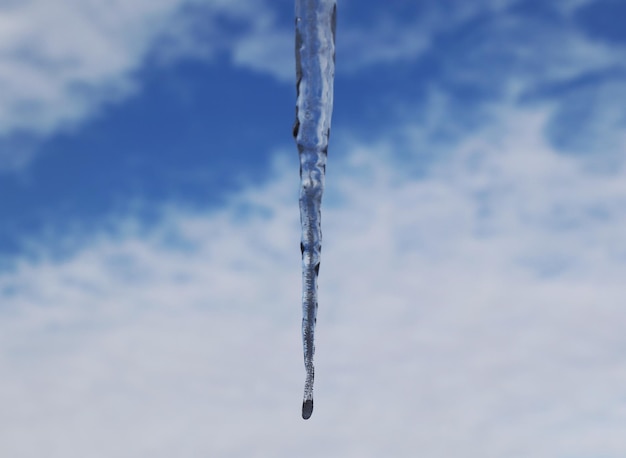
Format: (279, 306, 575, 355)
(302, 400, 314, 420)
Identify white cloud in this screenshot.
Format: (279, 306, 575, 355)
(438, 9, 619, 95)
(0, 0, 177, 137)
(0, 0, 277, 171)
(1, 103, 626, 457)
(230, 24, 293, 82)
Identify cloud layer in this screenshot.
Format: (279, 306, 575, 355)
(1, 104, 625, 457)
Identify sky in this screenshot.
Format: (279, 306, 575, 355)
(1, 0, 626, 456)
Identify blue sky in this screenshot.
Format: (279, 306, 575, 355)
(2, 0, 624, 256)
(1, 0, 626, 456)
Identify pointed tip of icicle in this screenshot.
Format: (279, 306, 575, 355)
(302, 399, 314, 419)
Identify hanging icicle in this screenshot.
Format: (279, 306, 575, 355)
(293, 0, 337, 420)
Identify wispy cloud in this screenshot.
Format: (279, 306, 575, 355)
(349, 0, 626, 156)
(1, 101, 625, 456)
(0, 0, 279, 171)
(0, 0, 179, 137)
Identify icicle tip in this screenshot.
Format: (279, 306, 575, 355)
(302, 399, 314, 420)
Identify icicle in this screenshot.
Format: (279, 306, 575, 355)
(293, 0, 336, 420)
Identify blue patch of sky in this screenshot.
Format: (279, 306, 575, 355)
(341, 0, 427, 25)
(333, 6, 499, 139)
(0, 56, 294, 256)
(520, 67, 626, 102)
(0, 2, 442, 259)
(1, 0, 624, 259)
(507, 0, 564, 22)
(333, 58, 433, 140)
(575, 0, 626, 44)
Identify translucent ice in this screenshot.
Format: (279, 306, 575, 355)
(293, 0, 336, 420)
